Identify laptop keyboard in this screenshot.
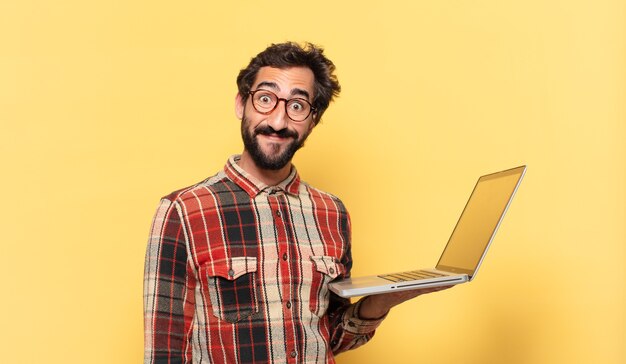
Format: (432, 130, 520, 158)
(379, 270, 446, 283)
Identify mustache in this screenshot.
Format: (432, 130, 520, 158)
(254, 124, 299, 139)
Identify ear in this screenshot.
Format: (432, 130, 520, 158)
(309, 113, 319, 131)
(235, 93, 244, 119)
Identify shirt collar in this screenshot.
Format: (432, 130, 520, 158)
(224, 155, 301, 198)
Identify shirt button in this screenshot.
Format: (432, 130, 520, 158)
(286, 301, 291, 309)
(275, 210, 281, 217)
(290, 351, 297, 358)
(329, 268, 335, 274)
(228, 269, 235, 277)
(282, 253, 288, 261)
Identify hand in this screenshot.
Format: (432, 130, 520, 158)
(358, 285, 454, 320)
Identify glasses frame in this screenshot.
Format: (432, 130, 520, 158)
(248, 89, 316, 122)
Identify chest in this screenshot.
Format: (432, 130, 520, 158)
(180, 188, 348, 273)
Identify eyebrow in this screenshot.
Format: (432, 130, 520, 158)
(290, 88, 311, 100)
(255, 81, 312, 101)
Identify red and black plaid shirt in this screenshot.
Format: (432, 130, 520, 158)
(144, 156, 385, 363)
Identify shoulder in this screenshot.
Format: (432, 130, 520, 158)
(161, 170, 230, 204)
(299, 181, 349, 214)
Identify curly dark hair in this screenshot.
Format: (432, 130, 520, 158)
(236, 42, 341, 124)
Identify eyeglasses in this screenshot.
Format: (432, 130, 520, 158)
(248, 89, 316, 122)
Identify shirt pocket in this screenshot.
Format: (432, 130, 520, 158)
(203, 256, 258, 323)
(309, 255, 344, 317)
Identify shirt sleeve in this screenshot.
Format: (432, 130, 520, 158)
(143, 198, 194, 363)
(326, 209, 387, 355)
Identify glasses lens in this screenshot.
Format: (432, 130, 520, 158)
(286, 99, 311, 121)
(252, 91, 278, 113)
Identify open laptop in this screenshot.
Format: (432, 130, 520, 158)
(329, 165, 526, 298)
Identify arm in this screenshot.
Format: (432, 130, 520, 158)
(143, 199, 193, 363)
(327, 284, 453, 355)
(325, 209, 387, 354)
(326, 206, 453, 354)
(327, 293, 387, 354)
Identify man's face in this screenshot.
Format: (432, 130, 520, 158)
(236, 66, 316, 170)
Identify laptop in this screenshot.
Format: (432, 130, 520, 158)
(329, 165, 526, 298)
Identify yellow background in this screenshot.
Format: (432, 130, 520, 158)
(1, 0, 624, 363)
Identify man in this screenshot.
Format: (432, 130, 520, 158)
(144, 42, 448, 363)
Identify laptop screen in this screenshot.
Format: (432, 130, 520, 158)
(436, 166, 525, 276)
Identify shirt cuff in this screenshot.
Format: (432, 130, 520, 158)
(341, 297, 388, 335)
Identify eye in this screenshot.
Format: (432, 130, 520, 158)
(288, 99, 307, 113)
(258, 94, 273, 105)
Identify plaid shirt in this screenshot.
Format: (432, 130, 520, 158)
(144, 156, 385, 363)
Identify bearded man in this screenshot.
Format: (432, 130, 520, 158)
(144, 42, 446, 364)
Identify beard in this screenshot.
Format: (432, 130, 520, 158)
(241, 113, 309, 170)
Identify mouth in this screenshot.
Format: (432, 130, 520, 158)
(256, 131, 296, 144)
(254, 124, 299, 140)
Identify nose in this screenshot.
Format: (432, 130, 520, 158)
(266, 100, 289, 131)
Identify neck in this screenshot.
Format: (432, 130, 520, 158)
(238, 151, 292, 186)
